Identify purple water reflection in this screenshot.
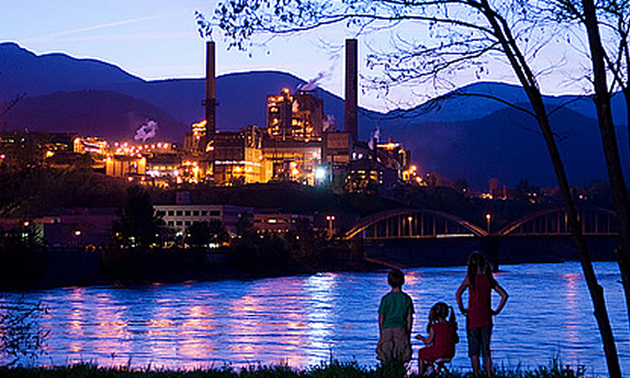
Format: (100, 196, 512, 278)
(1, 262, 628, 376)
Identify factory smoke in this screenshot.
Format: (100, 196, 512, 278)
(322, 115, 336, 132)
(298, 64, 335, 91)
(134, 120, 158, 142)
(368, 128, 381, 150)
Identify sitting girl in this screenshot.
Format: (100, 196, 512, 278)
(416, 302, 458, 374)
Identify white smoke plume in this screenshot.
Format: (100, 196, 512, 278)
(298, 64, 335, 91)
(368, 128, 381, 150)
(134, 120, 158, 142)
(322, 114, 336, 132)
(298, 72, 327, 91)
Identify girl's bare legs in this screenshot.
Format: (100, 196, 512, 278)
(484, 356, 493, 376)
(470, 356, 480, 375)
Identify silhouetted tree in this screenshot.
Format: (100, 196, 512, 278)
(0, 296, 48, 366)
(550, 0, 630, 341)
(186, 220, 229, 248)
(110, 186, 161, 250)
(514, 180, 542, 203)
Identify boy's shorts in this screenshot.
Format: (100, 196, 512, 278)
(467, 326, 492, 358)
(376, 327, 412, 362)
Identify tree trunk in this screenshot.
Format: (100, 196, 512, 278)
(625, 88, 630, 156)
(527, 87, 622, 378)
(582, 0, 630, 342)
(476, 4, 622, 375)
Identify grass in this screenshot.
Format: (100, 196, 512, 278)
(0, 359, 588, 378)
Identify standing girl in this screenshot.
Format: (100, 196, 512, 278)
(416, 302, 458, 375)
(455, 251, 509, 376)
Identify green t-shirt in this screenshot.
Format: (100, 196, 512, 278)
(378, 291, 414, 329)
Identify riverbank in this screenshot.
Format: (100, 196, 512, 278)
(0, 244, 387, 291)
(0, 360, 586, 378)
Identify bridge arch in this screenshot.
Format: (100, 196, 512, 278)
(345, 209, 488, 240)
(497, 207, 618, 237)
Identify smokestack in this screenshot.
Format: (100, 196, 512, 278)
(344, 39, 358, 143)
(205, 41, 216, 136)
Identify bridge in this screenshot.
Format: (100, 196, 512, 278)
(344, 207, 618, 268)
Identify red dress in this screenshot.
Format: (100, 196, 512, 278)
(418, 321, 457, 362)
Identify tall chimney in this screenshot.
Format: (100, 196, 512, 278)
(344, 39, 358, 143)
(205, 41, 216, 136)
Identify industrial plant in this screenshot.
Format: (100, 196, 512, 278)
(176, 39, 415, 193)
(2, 39, 419, 195)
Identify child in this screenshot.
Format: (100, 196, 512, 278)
(455, 251, 509, 376)
(376, 268, 415, 363)
(416, 302, 459, 375)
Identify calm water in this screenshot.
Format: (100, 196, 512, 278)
(1, 262, 629, 376)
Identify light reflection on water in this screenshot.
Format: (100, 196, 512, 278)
(1, 262, 629, 376)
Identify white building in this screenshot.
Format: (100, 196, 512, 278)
(155, 204, 253, 235)
(253, 213, 313, 234)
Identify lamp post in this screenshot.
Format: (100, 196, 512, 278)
(486, 214, 492, 233)
(326, 215, 336, 239)
(74, 230, 82, 249)
(407, 216, 413, 237)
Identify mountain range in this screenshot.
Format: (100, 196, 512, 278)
(1, 42, 628, 189)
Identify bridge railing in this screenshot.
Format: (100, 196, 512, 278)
(498, 207, 618, 237)
(345, 209, 487, 240)
(346, 207, 618, 240)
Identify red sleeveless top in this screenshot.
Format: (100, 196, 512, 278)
(467, 274, 495, 329)
(432, 321, 457, 354)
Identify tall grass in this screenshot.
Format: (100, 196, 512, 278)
(0, 359, 587, 378)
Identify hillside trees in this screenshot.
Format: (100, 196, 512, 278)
(202, 0, 623, 375)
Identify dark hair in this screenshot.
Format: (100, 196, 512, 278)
(388, 269, 405, 288)
(427, 302, 457, 333)
(467, 251, 493, 290)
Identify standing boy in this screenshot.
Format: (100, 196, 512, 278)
(376, 269, 414, 363)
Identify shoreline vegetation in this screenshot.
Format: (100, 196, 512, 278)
(0, 360, 587, 378)
(0, 234, 380, 291)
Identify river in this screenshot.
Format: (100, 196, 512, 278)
(1, 262, 629, 376)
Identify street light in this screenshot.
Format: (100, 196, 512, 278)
(486, 214, 492, 233)
(407, 216, 413, 237)
(74, 230, 82, 248)
(326, 215, 336, 239)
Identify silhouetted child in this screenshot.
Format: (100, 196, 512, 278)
(376, 269, 414, 363)
(416, 302, 458, 374)
(456, 251, 509, 376)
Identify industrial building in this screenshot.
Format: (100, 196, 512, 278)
(45, 38, 415, 193)
(182, 39, 411, 192)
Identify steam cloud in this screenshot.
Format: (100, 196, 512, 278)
(322, 115, 336, 132)
(368, 127, 381, 149)
(134, 120, 158, 142)
(298, 64, 335, 91)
